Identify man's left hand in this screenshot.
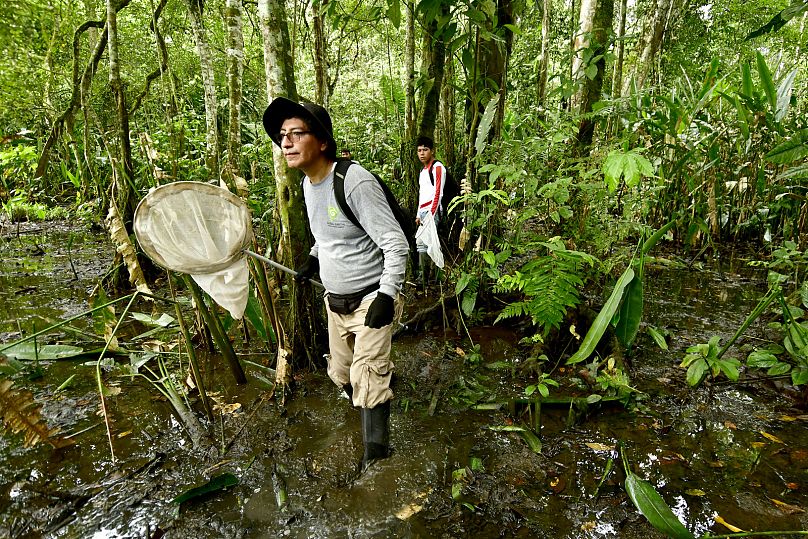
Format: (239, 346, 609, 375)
(364, 293, 394, 328)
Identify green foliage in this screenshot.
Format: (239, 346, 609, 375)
(602, 148, 655, 192)
(495, 238, 597, 337)
(680, 335, 741, 387)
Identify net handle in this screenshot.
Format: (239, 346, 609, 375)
(244, 250, 323, 289)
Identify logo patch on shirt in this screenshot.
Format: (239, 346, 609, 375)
(328, 205, 339, 221)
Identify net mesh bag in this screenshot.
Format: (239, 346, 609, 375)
(134, 182, 253, 319)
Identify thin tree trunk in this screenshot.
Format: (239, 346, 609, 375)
(259, 0, 325, 375)
(312, 0, 329, 106)
(439, 57, 456, 169)
(186, 0, 219, 179)
(635, 0, 671, 91)
(35, 19, 106, 181)
(415, 9, 447, 141)
(537, 0, 551, 109)
(571, 0, 597, 111)
(225, 0, 246, 196)
(106, 0, 135, 221)
(401, 0, 418, 214)
(575, 0, 614, 153)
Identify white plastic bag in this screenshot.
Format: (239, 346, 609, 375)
(415, 211, 444, 268)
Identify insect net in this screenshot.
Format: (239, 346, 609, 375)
(133, 182, 253, 319)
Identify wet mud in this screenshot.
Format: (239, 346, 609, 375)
(1, 223, 808, 538)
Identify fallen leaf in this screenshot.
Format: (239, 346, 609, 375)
(771, 498, 805, 514)
(116, 430, 132, 439)
(455, 347, 465, 357)
(787, 483, 799, 490)
(685, 489, 706, 496)
(751, 442, 767, 449)
(584, 442, 615, 452)
(779, 415, 798, 422)
(714, 514, 744, 532)
(723, 420, 737, 429)
(580, 521, 596, 531)
(761, 431, 785, 444)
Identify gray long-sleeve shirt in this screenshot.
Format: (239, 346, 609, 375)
(303, 162, 408, 298)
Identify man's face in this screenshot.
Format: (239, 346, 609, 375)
(417, 145, 433, 165)
(280, 117, 326, 170)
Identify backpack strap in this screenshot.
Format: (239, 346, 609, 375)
(428, 160, 435, 186)
(333, 159, 363, 230)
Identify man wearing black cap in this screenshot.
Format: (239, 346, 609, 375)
(263, 97, 409, 470)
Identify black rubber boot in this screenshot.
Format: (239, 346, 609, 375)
(418, 252, 430, 290)
(360, 401, 390, 470)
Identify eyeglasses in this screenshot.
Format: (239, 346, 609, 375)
(277, 130, 311, 143)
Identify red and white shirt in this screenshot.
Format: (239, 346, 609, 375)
(417, 159, 446, 219)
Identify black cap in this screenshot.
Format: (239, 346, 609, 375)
(262, 97, 335, 148)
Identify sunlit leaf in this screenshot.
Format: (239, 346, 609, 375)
(585, 442, 615, 451)
(647, 327, 669, 350)
(3, 343, 86, 361)
(567, 267, 635, 364)
(474, 93, 500, 156)
(756, 52, 777, 116)
(625, 472, 695, 539)
(686, 359, 708, 387)
(765, 128, 808, 164)
(714, 514, 745, 532)
(760, 431, 785, 444)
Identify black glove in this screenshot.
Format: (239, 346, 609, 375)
(294, 255, 319, 283)
(364, 292, 395, 328)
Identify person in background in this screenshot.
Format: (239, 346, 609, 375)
(415, 135, 446, 289)
(341, 148, 352, 159)
(263, 98, 408, 470)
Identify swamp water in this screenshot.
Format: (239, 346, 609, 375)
(1, 221, 807, 538)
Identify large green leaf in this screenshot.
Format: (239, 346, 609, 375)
(775, 68, 798, 121)
(756, 52, 777, 117)
(615, 269, 643, 349)
(3, 343, 86, 361)
(567, 267, 635, 364)
(765, 129, 808, 164)
(474, 93, 500, 156)
(625, 473, 695, 539)
(746, 0, 808, 40)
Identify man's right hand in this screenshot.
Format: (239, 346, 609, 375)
(294, 255, 319, 283)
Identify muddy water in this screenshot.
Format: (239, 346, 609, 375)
(1, 223, 808, 538)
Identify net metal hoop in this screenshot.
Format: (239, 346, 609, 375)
(133, 181, 253, 275)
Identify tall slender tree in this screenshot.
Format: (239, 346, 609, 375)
(259, 0, 325, 373)
(225, 0, 246, 195)
(186, 0, 219, 179)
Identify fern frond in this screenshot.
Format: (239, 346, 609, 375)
(495, 245, 596, 335)
(0, 379, 74, 448)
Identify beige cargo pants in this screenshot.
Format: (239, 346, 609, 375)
(325, 294, 404, 409)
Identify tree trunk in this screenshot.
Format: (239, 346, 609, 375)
(312, 0, 329, 107)
(225, 0, 246, 196)
(259, 0, 325, 374)
(575, 0, 614, 153)
(537, 0, 551, 109)
(439, 57, 456, 170)
(634, 0, 671, 91)
(186, 0, 219, 179)
(571, 0, 597, 111)
(35, 19, 106, 181)
(106, 0, 135, 222)
(415, 10, 447, 141)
